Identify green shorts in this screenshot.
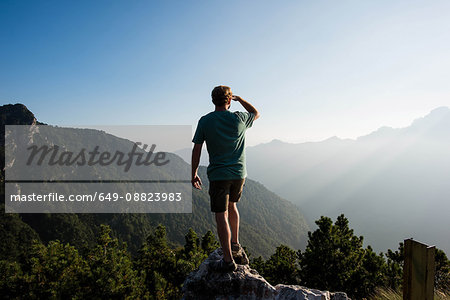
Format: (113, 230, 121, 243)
(208, 178, 245, 213)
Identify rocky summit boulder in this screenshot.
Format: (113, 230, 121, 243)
(182, 248, 350, 300)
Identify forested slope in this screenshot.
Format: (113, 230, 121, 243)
(1, 103, 309, 259)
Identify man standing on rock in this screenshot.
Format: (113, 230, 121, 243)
(191, 85, 259, 272)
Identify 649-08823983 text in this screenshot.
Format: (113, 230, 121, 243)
(9, 192, 183, 202)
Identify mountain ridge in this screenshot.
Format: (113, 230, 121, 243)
(0, 103, 309, 259)
(245, 106, 450, 253)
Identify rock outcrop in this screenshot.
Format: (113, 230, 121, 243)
(182, 248, 350, 300)
(0, 103, 40, 126)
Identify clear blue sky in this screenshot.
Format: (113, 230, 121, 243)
(1, 0, 450, 145)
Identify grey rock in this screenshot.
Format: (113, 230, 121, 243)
(182, 248, 350, 300)
(274, 284, 331, 299)
(330, 292, 351, 300)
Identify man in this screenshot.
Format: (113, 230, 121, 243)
(191, 85, 260, 272)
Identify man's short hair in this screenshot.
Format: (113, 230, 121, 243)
(211, 85, 232, 106)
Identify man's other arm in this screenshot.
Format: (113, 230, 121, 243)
(232, 95, 260, 120)
(191, 143, 203, 189)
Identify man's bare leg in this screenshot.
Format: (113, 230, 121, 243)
(228, 202, 240, 244)
(215, 211, 233, 262)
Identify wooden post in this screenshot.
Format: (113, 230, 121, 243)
(403, 239, 435, 300)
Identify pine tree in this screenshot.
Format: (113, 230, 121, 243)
(263, 244, 299, 285)
(137, 224, 178, 299)
(200, 230, 219, 255)
(385, 242, 404, 291)
(435, 248, 450, 293)
(87, 224, 143, 299)
(299, 214, 384, 299)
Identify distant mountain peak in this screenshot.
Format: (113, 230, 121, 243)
(270, 138, 286, 144)
(410, 106, 450, 129)
(0, 103, 41, 126)
(357, 106, 450, 141)
(421, 106, 450, 121)
(430, 106, 450, 114)
(357, 126, 398, 141)
(323, 136, 341, 142)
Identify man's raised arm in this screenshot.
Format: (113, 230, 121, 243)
(232, 95, 260, 120)
(191, 143, 203, 189)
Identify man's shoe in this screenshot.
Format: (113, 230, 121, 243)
(231, 242, 242, 253)
(209, 258, 237, 273)
(231, 242, 249, 265)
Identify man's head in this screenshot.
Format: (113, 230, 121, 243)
(211, 85, 232, 108)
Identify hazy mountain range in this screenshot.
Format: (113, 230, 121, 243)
(0, 103, 309, 258)
(245, 107, 450, 253)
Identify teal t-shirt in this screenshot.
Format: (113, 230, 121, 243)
(192, 110, 255, 181)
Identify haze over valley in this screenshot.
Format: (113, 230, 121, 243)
(246, 107, 450, 253)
